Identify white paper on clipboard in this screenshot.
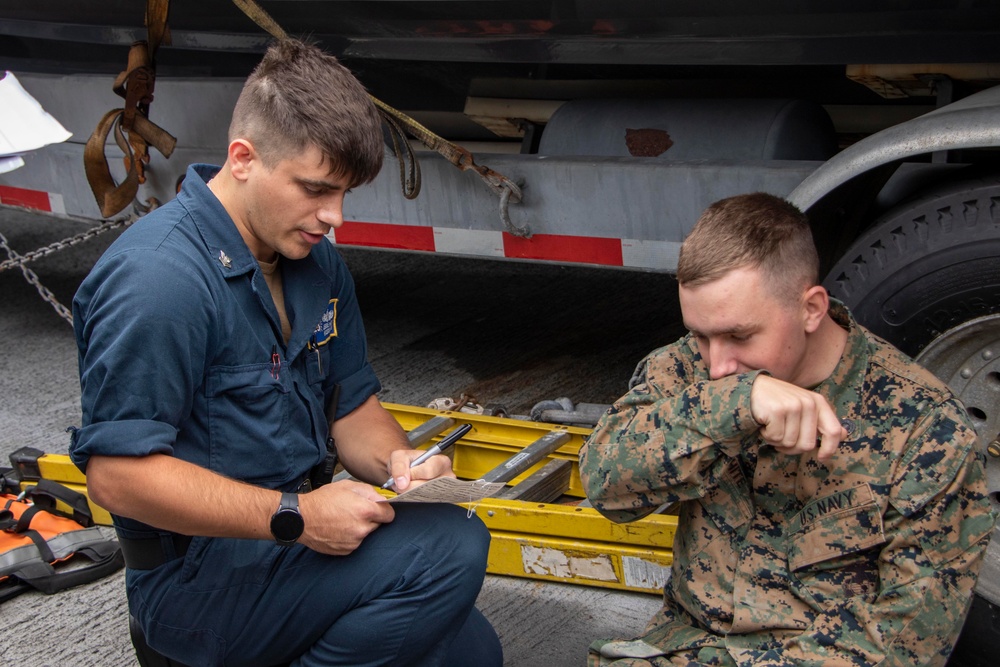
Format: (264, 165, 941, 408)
(382, 477, 505, 504)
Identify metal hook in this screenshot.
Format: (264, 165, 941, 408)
(499, 182, 530, 238)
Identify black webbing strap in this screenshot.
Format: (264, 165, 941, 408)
(23, 479, 94, 527)
(19, 526, 56, 563)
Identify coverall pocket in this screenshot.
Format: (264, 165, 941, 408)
(180, 536, 281, 590)
(787, 484, 885, 606)
(206, 365, 293, 485)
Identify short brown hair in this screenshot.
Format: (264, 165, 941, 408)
(229, 39, 383, 186)
(676, 193, 819, 303)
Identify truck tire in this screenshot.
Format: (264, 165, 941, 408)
(822, 175, 1000, 667)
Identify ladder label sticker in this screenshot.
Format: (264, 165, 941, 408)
(520, 545, 617, 582)
(622, 556, 671, 591)
(504, 452, 531, 469)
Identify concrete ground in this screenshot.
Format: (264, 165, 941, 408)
(0, 210, 674, 666)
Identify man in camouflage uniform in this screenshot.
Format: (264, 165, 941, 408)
(579, 193, 995, 667)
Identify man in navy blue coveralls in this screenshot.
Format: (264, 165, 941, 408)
(70, 39, 502, 667)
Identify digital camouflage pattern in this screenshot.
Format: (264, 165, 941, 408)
(580, 303, 995, 667)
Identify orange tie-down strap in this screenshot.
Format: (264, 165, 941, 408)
(84, 105, 176, 218)
(85, 0, 176, 218)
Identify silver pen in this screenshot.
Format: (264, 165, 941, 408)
(381, 423, 473, 490)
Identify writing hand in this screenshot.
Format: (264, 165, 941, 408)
(385, 448, 456, 492)
(749, 375, 848, 461)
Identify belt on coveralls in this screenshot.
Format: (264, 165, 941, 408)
(117, 533, 193, 570)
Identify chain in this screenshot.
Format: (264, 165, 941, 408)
(0, 217, 130, 273)
(0, 217, 132, 326)
(0, 229, 73, 324)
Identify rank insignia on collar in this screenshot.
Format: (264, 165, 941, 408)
(219, 250, 232, 268)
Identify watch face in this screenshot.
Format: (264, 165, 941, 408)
(271, 507, 304, 544)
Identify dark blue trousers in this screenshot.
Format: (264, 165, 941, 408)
(128, 503, 503, 666)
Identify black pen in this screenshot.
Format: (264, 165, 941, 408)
(381, 423, 473, 490)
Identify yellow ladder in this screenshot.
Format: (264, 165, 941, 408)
(9, 403, 675, 594)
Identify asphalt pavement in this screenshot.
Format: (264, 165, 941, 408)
(0, 209, 678, 666)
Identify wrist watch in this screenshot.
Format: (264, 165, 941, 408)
(269, 492, 304, 546)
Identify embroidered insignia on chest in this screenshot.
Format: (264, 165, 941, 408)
(839, 562, 878, 598)
(218, 250, 232, 268)
(310, 299, 338, 347)
(800, 486, 867, 525)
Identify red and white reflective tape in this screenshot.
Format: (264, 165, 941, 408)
(0, 195, 681, 270)
(332, 221, 680, 271)
(0, 185, 66, 214)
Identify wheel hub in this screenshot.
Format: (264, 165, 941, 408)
(917, 314, 1000, 606)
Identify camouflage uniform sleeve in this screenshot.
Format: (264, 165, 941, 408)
(753, 403, 996, 667)
(579, 340, 767, 523)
